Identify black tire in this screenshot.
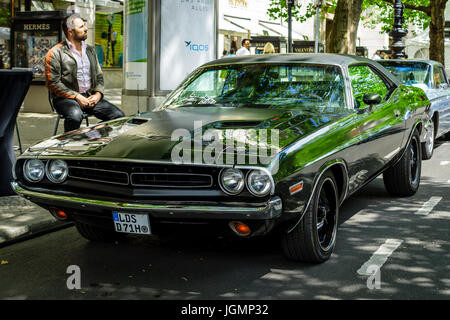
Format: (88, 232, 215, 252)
(281, 171, 339, 263)
(444, 131, 450, 140)
(421, 118, 435, 160)
(75, 221, 122, 242)
(383, 129, 421, 196)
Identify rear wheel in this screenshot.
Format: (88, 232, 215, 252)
(383, 129, 421, 196)
(421, 118, 435, 160)
(281, 171, 339, 263)
(444, 131, 450, 140)
(75, 221, 122, 242)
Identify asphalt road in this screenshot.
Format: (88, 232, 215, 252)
(0, 139, 449, 301)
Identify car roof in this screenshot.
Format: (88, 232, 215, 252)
(378, 59, 443, 67)
(202, 53, 401, 85)
(203, 53, 373, 68)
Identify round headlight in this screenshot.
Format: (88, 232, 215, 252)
(23, 159, 45, 183)
(246, 170, 272, 197)
(220, 168, 245, 195)
(46, 160, 68, 183)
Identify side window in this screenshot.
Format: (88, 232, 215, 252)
(348, 65, 389, 108)
(434, 67, 447, 88)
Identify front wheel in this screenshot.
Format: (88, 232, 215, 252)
(383, 129, 421, 196)
(281, 171, 339, 263)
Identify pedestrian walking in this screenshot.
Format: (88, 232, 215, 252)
(263, 42, 275, 54)
(236, 39, 251, 56)
(371, 50, 383, 60)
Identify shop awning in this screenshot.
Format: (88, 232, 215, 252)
(219, 18, 248, 34)
(259, 21, 304, 40)
(222, 16, 278, 37)
(58, 0, 123, 13)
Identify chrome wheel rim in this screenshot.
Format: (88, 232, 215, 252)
(316, 178, 338, 252)
(425, 120, 434, 155)
(409, 137, 420, 186)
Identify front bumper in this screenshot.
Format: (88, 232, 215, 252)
(11, 182, 283, 220)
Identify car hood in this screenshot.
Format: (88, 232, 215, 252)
(22, 105, 349, 165)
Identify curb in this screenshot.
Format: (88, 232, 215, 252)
(0, 195, 74, 248)
(0, 221, 74, 249)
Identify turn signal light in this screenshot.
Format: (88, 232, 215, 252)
(49, 207, 68, 220)
(229, 221, 251, 236)
(289, 181, 304, 195)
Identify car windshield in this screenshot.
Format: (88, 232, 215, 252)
(161, 63, 347, 109)
(379, 61, 431, 88)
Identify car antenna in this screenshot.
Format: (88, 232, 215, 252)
(137, 83, 140, 115)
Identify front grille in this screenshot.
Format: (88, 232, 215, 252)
(130, 173, 213, 188)
(69, 167, 129, 185)
(66, 161, 216, 189)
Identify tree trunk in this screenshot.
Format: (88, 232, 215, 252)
(326, 0, 363, 54)
(429, 0, 447, 65)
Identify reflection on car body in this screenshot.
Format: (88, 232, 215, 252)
(378, 59, 450, 159)
(12, 54, 430, 263)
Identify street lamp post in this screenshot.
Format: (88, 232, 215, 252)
(287, 0, 294, 53)
(314, 0, 324, 53)
(389, 0, 408, 59)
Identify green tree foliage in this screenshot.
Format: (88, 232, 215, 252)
(267, 0, 335, 23)
(363, 0, 430, 35)
(0, 7, 10, 28)
(267, 0, 430, 36)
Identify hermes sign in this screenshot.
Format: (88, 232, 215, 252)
(16, 22, 59, 32)
(24, 24, 51, 31)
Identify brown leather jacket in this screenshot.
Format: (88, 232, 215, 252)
(45, 41, 104, 99)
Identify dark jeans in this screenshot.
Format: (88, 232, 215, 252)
(53, 94, 125, 132)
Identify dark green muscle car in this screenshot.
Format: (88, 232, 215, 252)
(12, 54, 430, 263)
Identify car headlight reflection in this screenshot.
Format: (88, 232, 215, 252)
(46, 160, 68, 183)
(23, 159, 45, 183)
(246, 170, 272, 197)
(220, 168, 245, 195)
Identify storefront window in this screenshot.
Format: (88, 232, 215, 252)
(13, 29, 59, 80)
(0, 3, 11, 68)
(95, 12, 123, 68)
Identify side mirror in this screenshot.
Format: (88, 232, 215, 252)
(355, 93, 381, 114)
(363, 93, 382, 106)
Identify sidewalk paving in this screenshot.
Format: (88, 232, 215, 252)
(0, 88, 122, 247)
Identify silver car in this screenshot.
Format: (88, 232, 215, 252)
(378, 59, 450, 159)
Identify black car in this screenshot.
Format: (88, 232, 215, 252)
(12, 54, 430, 263)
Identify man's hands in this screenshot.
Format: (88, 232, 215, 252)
(75, 92, 102, 109)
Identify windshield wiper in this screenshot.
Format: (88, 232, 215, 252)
(180, 95, 216, 105)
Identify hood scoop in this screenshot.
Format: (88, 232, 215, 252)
(127, 117, 150, 125)
(212, 121, 262, 129)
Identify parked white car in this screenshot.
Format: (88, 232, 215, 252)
(378, 59, 450, 159)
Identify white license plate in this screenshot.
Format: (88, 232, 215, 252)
(112, 212, 151, 235)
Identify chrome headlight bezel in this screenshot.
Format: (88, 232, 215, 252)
(219, 168, 245, 195)
(23, 159, 45, 183)
(46, 160, 69, 184)
(246, 169, 273, 197)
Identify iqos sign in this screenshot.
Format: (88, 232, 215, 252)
(185, 41, 209, 52)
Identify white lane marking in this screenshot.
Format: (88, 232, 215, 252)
(415, 196, 442, 216)
(440, 161, 450, 165)
(357, 239, 403, 276)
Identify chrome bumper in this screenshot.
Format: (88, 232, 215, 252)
(11, 182, 283, 220)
